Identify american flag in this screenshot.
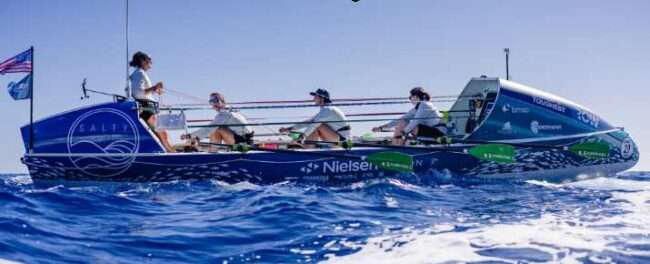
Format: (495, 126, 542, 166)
(0, 48, 33, 75)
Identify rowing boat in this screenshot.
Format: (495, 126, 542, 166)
(19, 77, 639, 183)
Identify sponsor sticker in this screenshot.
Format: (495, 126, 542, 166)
(621, 138, 634, 159)
(501, 103, 530, 114)
(533, 96, 566, 113)
(577, 109, 600, 128)
(498, 121, 514, 135)
(530, 120, 563, 135)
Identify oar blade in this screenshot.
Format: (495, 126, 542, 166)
(469, 144, 516, 163)
(569, 142, 610, 159)
(367, 151, 414, 172)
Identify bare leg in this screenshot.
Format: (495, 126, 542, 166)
(216, 128, 236, 145)
(147, 115, 157, 128)
(208, 130, 223, 152)
(302, 124, 340, 148)
(209, 130, 223, 144)
(302, 129, 320, 149)
(392, 120, 407, 145)
(156, 130, 176, 153)
(146, 115, 175, 152)
(316, 125, 340, 142)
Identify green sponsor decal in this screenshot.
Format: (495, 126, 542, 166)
(366, 151, 413, 172)
(569, 142, 610, 159)
(469, 144, 515, 163)
(289, 132, 302, 140)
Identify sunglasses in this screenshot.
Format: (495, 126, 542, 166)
(209, 96, 223, 105)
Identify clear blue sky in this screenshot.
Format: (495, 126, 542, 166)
(1, 0, 648, 172)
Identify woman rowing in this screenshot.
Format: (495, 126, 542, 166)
(279, 89, 350, 145)
(182, 92, 254, 145)
(372, 87, 446, 145)
(129, 51, 175, 152)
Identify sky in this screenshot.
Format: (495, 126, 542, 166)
(1, 0, 648, 172)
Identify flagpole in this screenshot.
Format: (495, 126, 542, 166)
(125, 0, 130, 99)
(29, 46, 34, 153)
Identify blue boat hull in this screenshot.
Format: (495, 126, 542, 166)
(22, 131, 638, 184)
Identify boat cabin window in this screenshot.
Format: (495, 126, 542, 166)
(464, 92, 497, 134)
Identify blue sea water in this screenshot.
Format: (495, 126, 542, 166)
(1, 172, 649, 263)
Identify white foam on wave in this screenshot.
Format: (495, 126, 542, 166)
(2, 174, 32, 186)
(323, 176, 650, 264)
(0, 258, 22, 264)
(211, 180, 261, 191)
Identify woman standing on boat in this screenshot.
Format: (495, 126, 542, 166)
(181, 92, 253, 145)
(129, 51, 175, 152)
(372, 87, 446, 145)
(279, 89, 350, 145)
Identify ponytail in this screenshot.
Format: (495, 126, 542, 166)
(409, 87, 430, 101)
(129, 51, 151, 68)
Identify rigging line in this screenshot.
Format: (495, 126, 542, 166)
(222, 94, 465, 105)
(164, 100, 412, 111)
(165, 88, 207, 103)
(186, 112, 472, 123)
(188, 116, 452, 128)
(185, 112, 409, 123)
(164, 100, 466, 111)
(239, 111, 277, 137)
(171, 97, 460, 107)
(229, 96, 409, 105)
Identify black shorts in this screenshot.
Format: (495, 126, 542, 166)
(233, 131, 254, 144)
(137, 100, 159, 121)
(416, 124, 446, 139)
(335, 125, 350, 141)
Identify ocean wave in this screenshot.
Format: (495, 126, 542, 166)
(324, 176, 650, 263)
(0, 173, 649, 263)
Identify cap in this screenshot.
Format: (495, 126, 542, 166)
(309, 88, 331, 103)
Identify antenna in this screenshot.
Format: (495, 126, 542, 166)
(504, 48, 510, 80)
(124, 0, 130, 98)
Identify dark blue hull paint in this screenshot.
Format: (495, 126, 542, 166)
(23, 133, 638, 184)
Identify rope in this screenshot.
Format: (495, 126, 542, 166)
(165, 88, 206, 103)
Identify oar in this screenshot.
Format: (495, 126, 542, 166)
(198, 142, 414, 173)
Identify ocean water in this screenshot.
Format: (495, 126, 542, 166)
(1, 172, 649, 263)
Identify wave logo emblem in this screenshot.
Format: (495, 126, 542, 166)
(67, 108, 140, 177)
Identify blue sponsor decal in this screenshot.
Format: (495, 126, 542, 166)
(499, 89, 610, 130)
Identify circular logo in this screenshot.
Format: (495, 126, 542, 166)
(67, 108, 140, 177)
(620, 138, 634, 159)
